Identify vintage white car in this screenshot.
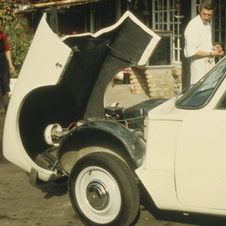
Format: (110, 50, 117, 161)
(3, 10, 226, 226)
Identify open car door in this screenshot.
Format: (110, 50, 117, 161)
(3, 12, 160, 182)
(3, 14, 72, 181)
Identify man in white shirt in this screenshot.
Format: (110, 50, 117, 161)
(184, 0, 224, 85)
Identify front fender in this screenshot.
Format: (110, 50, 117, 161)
(58, 120, 146, 173)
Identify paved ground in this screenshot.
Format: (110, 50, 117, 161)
(1, 84, 226, 225)
(105, 82, 150, 108)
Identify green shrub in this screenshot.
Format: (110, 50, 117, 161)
(0, 1, 34, 78)
(4, 18, 33, 78)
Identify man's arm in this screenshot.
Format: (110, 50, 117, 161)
(192, 45, 224, 58)
(5, 50, 15, 73)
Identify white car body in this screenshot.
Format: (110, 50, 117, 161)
(3, 9, 226, 225)
(137, 59, 226, 215)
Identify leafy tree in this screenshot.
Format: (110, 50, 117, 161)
(0, 0, 33, 77)
(6, 18, 33, 77)
(0, 0, 66, 76)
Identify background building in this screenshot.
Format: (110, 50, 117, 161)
(15, 0, 226, 98)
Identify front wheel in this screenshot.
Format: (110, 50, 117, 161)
(69, 152, 140, 226)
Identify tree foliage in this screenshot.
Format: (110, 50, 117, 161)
(0, 0, 67, 76)
(0, 0, 33, 77)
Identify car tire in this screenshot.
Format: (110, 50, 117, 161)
(68, 152, 140, 226)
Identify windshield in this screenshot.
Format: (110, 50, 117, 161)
(176, 57, 226, 109)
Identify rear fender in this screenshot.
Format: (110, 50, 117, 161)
(58, 121, 146, 174)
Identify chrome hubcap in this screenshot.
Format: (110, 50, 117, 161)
(86, 181, 109, 210)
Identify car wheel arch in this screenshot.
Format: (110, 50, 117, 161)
(58, 121, 146, 175)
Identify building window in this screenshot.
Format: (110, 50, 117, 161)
(152, 0, 182, 65)
(191, 0, 200, 18)
(213, 0, 226, 58)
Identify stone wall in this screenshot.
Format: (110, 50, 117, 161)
(130, 66, 182, 99)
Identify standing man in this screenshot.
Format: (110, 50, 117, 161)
(184, 0, 224, 85)
(0, 16, 15, 113)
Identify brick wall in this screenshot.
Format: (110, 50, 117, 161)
(130, 66, 182, 99)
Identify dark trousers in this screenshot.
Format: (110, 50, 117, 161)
(0, 53, 10, 96)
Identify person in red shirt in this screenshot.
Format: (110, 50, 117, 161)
(0, 16, 15, 113)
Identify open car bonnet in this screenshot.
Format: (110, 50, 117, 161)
(3, 11, 160, 179)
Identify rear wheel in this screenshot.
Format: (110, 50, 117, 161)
(69, 152, 140, 226)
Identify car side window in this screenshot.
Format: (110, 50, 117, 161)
(216, 92, 226, 109)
